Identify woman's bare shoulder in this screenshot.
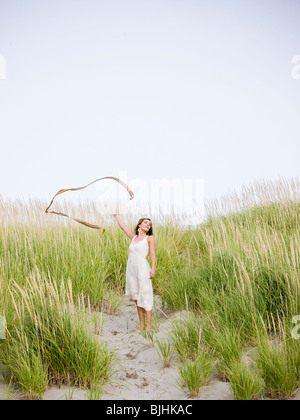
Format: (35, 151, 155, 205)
(147, 235, 155, 242)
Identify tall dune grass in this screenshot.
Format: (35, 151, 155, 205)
(160, 178, 300, 336)
(0, 270, 116, 399)
(0, 176, 299, 399)
(164, 177, 300, 399)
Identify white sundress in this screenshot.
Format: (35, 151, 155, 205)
(125, 235, 153, 311)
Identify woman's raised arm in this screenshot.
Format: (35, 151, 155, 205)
(113, 214, 136, 239)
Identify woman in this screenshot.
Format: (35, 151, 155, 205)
(113, 214, 156, 332)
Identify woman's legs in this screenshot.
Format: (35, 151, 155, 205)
(136, 304, 145, 331)
(145, 310, 152, 331)
(134, 301, 152, 331)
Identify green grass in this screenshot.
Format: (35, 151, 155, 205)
(0, 176, 299, 399)
(253, 334, 300, 399)
(0, 271, 116, 399)
(228, 360, 263, 400)
(178, 353, 216, 397)
(170, 314, 207, 362)
(155, 337, 175, 368)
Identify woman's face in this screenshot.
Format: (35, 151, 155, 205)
(139, 219, 151, 232)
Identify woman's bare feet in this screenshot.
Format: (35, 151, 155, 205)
(136, 326, 144, 333)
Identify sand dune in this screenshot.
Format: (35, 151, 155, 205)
(1, 296, 300, 400)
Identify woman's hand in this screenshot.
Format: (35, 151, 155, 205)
(150, 269, 155, 279)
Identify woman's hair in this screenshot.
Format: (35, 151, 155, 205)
(134, 218, 153, 236)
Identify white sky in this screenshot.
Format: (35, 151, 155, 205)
(0, 0, 299, 217)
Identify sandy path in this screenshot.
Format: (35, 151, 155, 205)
(98, 296, 233, 401)
(2, 296, 300, 400)
(85, 294, 300, 401)
(0, 296, 233, 400)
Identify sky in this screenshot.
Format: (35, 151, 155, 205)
(0, 0, 299, 221)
